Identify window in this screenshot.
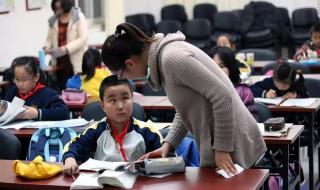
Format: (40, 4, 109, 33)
(76, 0, 104, 25)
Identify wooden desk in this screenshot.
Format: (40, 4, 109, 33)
(133, 96, 167, 110)
(268, 100, 320, 190)
(0, 160, 269, 190)
(258, 125, 304, 190)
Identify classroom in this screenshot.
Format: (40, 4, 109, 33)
(1, 0, 320, 189)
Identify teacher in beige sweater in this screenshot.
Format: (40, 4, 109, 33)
(101, 23, 266, 176)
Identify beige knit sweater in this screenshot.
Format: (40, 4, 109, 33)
(147, 33, 266, 168)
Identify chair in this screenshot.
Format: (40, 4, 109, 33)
(238, 49, 277, 61)
(211, 11, 243, 49)
(305, 78, 320, 97)
(0, 128, 21, 159)
(82, 101, 146, 121)
(261, 62, 311, 75)
(290, 8, 320, 46)
(156, 20, 182, 35)
(161, 4, 187, 24)
(125, 14, 149, 35)
(254, 102, 272, 123)
(184, 19, 212, 50)
(276, 7, 291, 45)
(193, 3, 217, 28)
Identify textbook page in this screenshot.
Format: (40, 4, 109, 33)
(79, 158, 128, 171)
(98, 170, 137, 189)
(0, 97, 25, 126)
(70, 172, 102, 189)
(254, 97, 283, 105)
(281, 98, 317, 107)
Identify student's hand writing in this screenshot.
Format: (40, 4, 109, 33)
(138, 142, 172, 160)
(265, 89, 276, 99)
(283, 92, 297, 99)
(215, 150, 237, 177)
(63, 157, 79, 176)
(16, 106, 38, 120)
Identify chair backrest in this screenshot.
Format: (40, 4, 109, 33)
(184, 19, 211, 39)
(292, 8, 319, 28)
(277, 7, 290, 27)
(82, 101, 146, 121)
(238, 49, 277, 61)
(261, 62, 311, 75)
(125, 14, 149, 34)
(156, 20, 182, 35)
(254, 102, 272, 123)
(0, 128, 21, 159)
(213, 11, 241, 33)
(193, 3, 217, 25)
(305, 78, 320, 97)
(161, 4, 187, 23)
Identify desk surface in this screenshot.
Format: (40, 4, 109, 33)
(0, 160, 269, 190)
(263, 125, 304, 145)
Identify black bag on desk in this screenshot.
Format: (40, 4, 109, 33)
(264, 117, 285, 132)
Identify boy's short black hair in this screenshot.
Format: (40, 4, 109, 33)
(310, 23, 320, 34)
(51, 0, 74, 13)
(99, 75, 133, 101)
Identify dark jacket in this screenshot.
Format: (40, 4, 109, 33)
(250, 77, 309, 98)
(4, 85, 69, 121)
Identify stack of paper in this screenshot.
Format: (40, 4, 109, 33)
(255, 98, 317, 107)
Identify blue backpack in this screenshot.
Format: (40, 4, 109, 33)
(27, 128, 77, 162)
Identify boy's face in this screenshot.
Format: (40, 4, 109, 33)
(311, 32, 320, 48)
(101, 84, 133, 126)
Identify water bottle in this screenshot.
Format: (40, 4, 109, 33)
(38, 49, 46, 70)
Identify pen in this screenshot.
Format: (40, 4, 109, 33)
(277, 98, 288, 106)
(71, 175, 76, 181)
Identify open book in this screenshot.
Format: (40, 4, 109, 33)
(255, 98, 317, 107)
(0, 97, 25, 126)
(71, 157, 185, 189)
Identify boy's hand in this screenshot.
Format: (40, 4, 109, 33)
(265, 89, 276, 99)
(215, 150, 237, 177)
(16, 106, 38, 120)
(63, 157, 79, 176)
(283, 92, 297, 99)
(138, 142, 172, 160)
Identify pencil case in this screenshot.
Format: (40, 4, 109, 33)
(264, 117, 285, 132)
(136, 157, 185, 175)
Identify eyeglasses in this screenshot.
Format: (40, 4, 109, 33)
(13, 77, 33, 84)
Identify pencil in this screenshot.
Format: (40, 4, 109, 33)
(277, 98, 288, 106)
(71, 175, 76, 181)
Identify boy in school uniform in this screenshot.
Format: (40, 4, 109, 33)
(294, 23, 320, 61)
(63, 75, 162, 175)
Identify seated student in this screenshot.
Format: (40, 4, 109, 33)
(294, 23, 320, 61)
(66, 48, 112, 100)
(208, 46, 258, 120)
(216, 34, 236, 51)
(4, 56, 69, 121)
(63, 75, 162, 175)
(250, 62, 309, 98)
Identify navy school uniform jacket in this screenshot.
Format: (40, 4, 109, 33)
(250, 77, 309, 98)
(4, 85, 69, 121)
(62, 117, 162, 163)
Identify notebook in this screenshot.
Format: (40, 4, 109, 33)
(0, 97, 26, 126)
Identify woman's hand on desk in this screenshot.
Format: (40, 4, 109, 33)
(138, 142, 172, 160)
(215, 150, 237, 177)
(63, 157, 79, 175)
(16, 106, 38, 120)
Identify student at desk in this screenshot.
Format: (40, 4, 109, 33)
(63, 75, 162, 175)
(250, 62, 309, 99)
(101, 23, 266, 176)
(4, 56, 69, 121)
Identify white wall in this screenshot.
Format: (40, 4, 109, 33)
(0, 0, 52, 68)
(123, 0, 165, 22)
